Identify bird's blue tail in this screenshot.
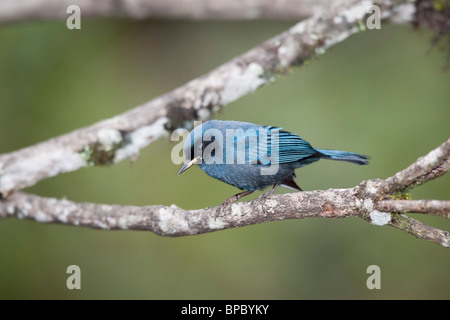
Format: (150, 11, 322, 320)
(316, 149, 369, 165)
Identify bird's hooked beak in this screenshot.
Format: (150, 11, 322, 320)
(177, 156, 202, 175)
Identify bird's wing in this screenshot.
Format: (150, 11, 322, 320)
(265, 127, 318, 164)
(233, 126, 317, 165)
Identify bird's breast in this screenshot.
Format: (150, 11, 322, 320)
(198, 163, 294, 191)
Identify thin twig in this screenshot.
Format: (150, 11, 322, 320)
(378, 138, 450, 194)
(388, 214, 450, 248)
(376, 200, 450, 218)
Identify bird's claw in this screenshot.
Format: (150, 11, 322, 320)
(257, 186, 277, 201)
(214, 196, 238, 218)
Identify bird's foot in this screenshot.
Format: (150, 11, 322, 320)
(257, 184, 278, 201)
(215, 196, 237, 218)
(214, 190, 254, 218)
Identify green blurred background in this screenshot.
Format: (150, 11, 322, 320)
(0, 18, 449, 299)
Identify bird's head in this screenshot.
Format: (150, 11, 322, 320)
(177, 121, 223, 175)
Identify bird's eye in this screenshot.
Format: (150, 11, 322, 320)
(201, 135, 215, 150)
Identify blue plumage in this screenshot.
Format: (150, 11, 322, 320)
(178, 120, 369, 204)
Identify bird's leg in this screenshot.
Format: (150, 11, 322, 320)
(267, 183, 279, 196)
(257, 183, 279, 200)
(222, 190, 255, 206)
(215, 190, 255, 217)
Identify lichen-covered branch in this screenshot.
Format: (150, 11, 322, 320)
(1, 138, 448, 247)
(0, 189, 358, 236)
(0, 0, 415, 24)
(0, 0, 412, 196)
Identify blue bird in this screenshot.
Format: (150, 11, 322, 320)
(177, 120, 368, 205)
